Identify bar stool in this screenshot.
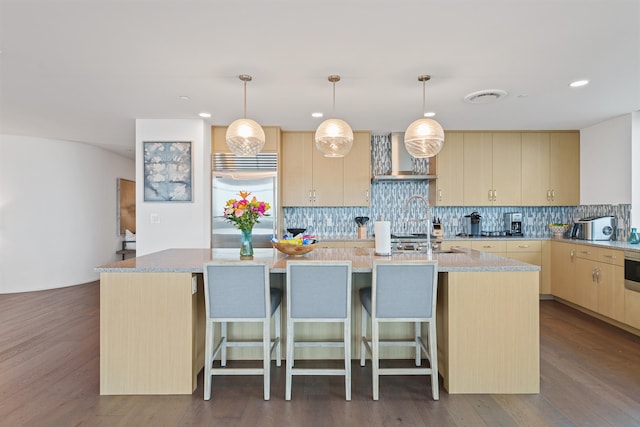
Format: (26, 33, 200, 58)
(285, 260, 352, 400)
(203, 261, 282, 400)
(359, 260, 439, 400)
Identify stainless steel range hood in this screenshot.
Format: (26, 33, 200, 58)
(371, 132, 437, 181)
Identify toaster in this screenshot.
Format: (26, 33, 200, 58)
(570, 216, 617, 241)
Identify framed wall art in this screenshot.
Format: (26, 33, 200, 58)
(143, 141, 193, 202)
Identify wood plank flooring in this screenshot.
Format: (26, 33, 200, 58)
(1, 281, 639, 427)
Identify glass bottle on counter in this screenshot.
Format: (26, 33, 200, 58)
(629, 228, 640, 244)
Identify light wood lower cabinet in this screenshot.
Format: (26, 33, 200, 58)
(625, 287, 640, 330)
(552, 242, 628, 328)
(550, 241, 577, 303)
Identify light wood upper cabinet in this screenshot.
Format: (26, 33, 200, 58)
(343, 131, 371, 206)
(521, 132, 579, 206)
(430, 131, 463, 206)
(549, 132, 580, 206)
(281, 130, 370, 207)
(211, 125, 281, 153)
(463, 132, 521, 206)
(281, 131, 314, 206)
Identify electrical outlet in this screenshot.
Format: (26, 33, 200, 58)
(150, 213, 160, 224)
(451, 218, 458, 227)
(527, 217, 534, 226)
(307, 217, 313, 228)
(326, 217, 333, 227)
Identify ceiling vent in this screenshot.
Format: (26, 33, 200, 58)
(464, 89, 508, 104)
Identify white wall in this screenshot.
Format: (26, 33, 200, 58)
(580, 114, 632, 205)
(135, 120, 211, 255)
(632, 111, 640, 229)
(0, 135, 134, 293)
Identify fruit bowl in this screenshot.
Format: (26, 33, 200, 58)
(272, 241, 318, 256)
(549, 224, 569, 237)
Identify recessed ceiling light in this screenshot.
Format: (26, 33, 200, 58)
(179, 95, 190, 100)
(199, 112, 211, 118)
(569, 80, 589, 88)
(423, 112, 436, 118)
(312, 112, 323, 118)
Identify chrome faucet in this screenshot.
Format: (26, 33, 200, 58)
(404, 194, 432, 252)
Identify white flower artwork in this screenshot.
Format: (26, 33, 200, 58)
(143, 141, 193, 202)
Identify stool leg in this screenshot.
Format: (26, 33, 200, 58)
(285, 320, 294, 400)
(415, 321, 421, 366)
(221, 322, 228, 367)
(263, 319, 270, 400)
(275, 305, 282, 367)
(429, 321, 439, 400)
(360, 304, 367, 367)
(344, 318, 351, 401)
(204, 321, 213, 400)
(372, 319, 380, 401)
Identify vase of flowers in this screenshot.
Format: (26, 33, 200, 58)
(223, 191, 270, 259)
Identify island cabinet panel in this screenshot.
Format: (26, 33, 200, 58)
(438, 271, 540, 393)
(431, 131, 464, 206)
(550, 240, 577, 303)
(211, 125, 281, 153)
(281, 130, 370, 207)
(463, 132, 521, 206)
(100, 272, 203, 395)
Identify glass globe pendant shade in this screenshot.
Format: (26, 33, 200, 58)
(315, 118, 354, 157)
(225, 118, 266, 157)
(404, 117, 445, 158)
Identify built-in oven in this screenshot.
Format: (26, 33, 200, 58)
(624, 251, 640, 293)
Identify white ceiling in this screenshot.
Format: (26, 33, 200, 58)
(1, 0, 639, 158)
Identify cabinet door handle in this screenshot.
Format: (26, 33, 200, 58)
(518, 245, 530, 248)
(551, 190, 556, 200)
(488, 190, 493, 201)
(493, 189, 497, 201)
(438, 189, 443, 201)
(483, 245, 493, 248)
(603, 255, 617, 259)
(596, 268, 601, 283)
(546, 190, 551, 201)
(592, 269, 596, 282)
(580, 251, 592, 255)
(570, 249, 575, 259)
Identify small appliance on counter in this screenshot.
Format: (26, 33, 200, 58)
(432, 217, 444, 243)
(504, 212, 523, 236)
(355, 216, 370, 239)
(570, 215, 617, 241)
(462, 211, 482, 237)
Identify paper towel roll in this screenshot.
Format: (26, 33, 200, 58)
(374, 221, 391, 256)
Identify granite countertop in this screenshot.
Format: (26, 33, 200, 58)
(95, 246, 540, 274)
(550, 237, 640, 252)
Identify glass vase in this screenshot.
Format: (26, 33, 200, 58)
(240, 228, 254, 259)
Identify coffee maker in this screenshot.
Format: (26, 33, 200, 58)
(504, 212, 523, 236)
(463, 211, 482, 236)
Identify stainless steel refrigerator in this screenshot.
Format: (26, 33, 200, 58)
(211, 154, 278, 248)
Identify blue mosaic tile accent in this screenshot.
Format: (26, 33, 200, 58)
(283, 134, 632, 241)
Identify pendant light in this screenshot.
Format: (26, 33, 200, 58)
(315, 75, 354, 157)
(404, 75, 445, 158)
(225, 74, 266, 157)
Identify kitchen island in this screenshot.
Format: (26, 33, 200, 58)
(96, 247, 540, 395)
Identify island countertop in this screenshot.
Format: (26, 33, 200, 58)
(95, 246, 541, 274)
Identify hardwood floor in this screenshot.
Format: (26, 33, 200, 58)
(1, 282, 639, 427)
